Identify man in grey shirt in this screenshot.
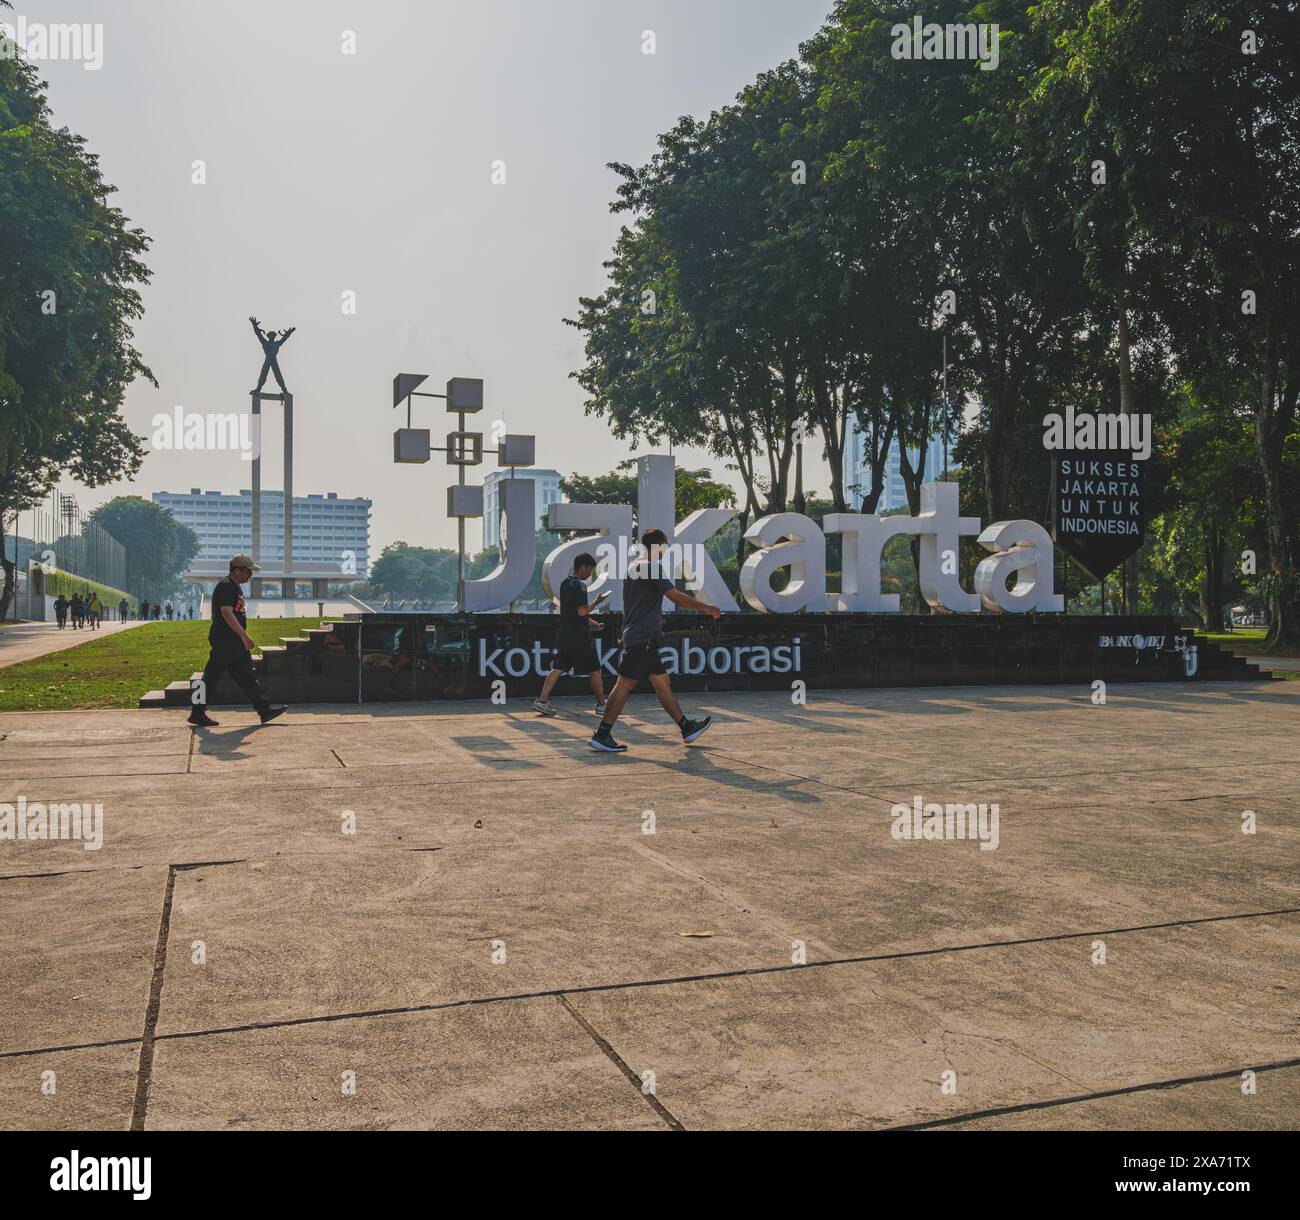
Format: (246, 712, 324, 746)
(591, 528, 721, 753)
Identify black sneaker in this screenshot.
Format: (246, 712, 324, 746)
(187, 711, 219, 727)
(589, 726, 627, 753)
(680, 715, 712, 744)
(258, 704, 287, 724)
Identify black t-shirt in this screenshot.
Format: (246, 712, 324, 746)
(557, 575, 591, 649)
(621, 566, 673, 648)
(209, 577, 247, 650)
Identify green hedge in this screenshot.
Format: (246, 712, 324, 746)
(32, 566, 133, 610)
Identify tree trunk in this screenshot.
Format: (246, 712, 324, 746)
(897, 437, 926, 601)
(0, 508, 14, 621)
(0, 554, 14, 622)
(1256, 319, 1300, 646)
(982, 404, 1012, 521)
(1117, 294, 1141, 613)
(809, 363, 847, 512)
(1206, 523, 1225, 632)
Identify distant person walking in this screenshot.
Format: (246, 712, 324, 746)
(589, 528, 720, 754)
(187, 555, 286, 728)
(532, 552, 608, 716)
(139, 599, 149, 623)
(165, 602, 174, 620)
(69, 594, 84, 629)
(53, 594, 69, 630)
(119, 598, 130, 622)
(151, 603, 161, 620)
(86, 593, 102, 629)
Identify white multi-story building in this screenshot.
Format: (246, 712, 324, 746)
(154, 489, 372, 576)
(482, 468, 561, 550)
(842, 418, 956, 512)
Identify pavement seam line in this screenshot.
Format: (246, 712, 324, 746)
(883, 1056, 1300, 1130)
(1, 903, 1277, 1057)
(629, 839, 843, 953)
(128, 864, 177, 1130)
(556, 994, 684, 1130)
(186, 730, 195, 774)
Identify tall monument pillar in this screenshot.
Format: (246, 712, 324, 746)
(250, 391, 263, 596)
(248, 316, 297, 598)
(283, 391, 293, 596)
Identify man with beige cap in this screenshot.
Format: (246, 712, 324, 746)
(187, 555, 287, 727)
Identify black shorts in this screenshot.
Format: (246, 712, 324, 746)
(618, 640, 667, 681)
(552, 643, 600, 674)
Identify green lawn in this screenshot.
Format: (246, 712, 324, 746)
(1196, 627, 1299, 658)
(0, 618, 323, 711)
(1194, 627, 1299, 679)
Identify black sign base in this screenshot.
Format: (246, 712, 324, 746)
(143, 613, 1266, 708)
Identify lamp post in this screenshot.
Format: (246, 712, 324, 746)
(391, 375, 534, 615)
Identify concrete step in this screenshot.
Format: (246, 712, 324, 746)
(138, 690, 167, 709)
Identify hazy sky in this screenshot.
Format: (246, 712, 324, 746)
(29, 0, 834, 553)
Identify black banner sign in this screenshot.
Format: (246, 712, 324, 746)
(1051, 452, 1144, 583)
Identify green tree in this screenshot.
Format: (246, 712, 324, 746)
(368, 542, 459, 602)
(90, 497, 198, 601)
(557, 463, 734, 518)
(1033, 0, 1300, 641)
(0, 14, 154, 616)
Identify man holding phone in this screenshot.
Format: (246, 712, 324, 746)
(532, 552, 609, 716)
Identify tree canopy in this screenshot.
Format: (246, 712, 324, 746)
(0, 10, 153, 616)
(569, 0, 1300, 642)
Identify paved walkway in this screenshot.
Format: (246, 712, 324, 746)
(1, 680, 1296, 1130)
(0, 619, 143, 669)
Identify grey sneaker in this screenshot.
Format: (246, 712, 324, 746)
(531, 699, 558, 717)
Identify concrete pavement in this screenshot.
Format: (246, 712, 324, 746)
(0, 680, 1296, 1130)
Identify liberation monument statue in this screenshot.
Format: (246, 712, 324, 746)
(250, 317, 295, 395)
(248, 316, 296, 595)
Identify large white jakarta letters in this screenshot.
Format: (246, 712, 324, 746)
(974, 520, 1064, 613)
(636, 456, 738, 610)
(480, 453, 1060, 615)
(541, 501, 633, 612)
(740, 514, 827, 613)
(463, 478, 535, 612)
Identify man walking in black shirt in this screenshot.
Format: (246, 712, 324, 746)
(590, 528, 720, 753)
(187, 555, 287, 728)
(532, 552, 609, 716)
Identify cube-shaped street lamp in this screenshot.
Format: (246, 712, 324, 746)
(497, 434, 536, 467)
(446, 431, 483, 465)
(446, 377, 484, 413)
(393, 428, 431, 463)
(447, 484, 484, 518)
